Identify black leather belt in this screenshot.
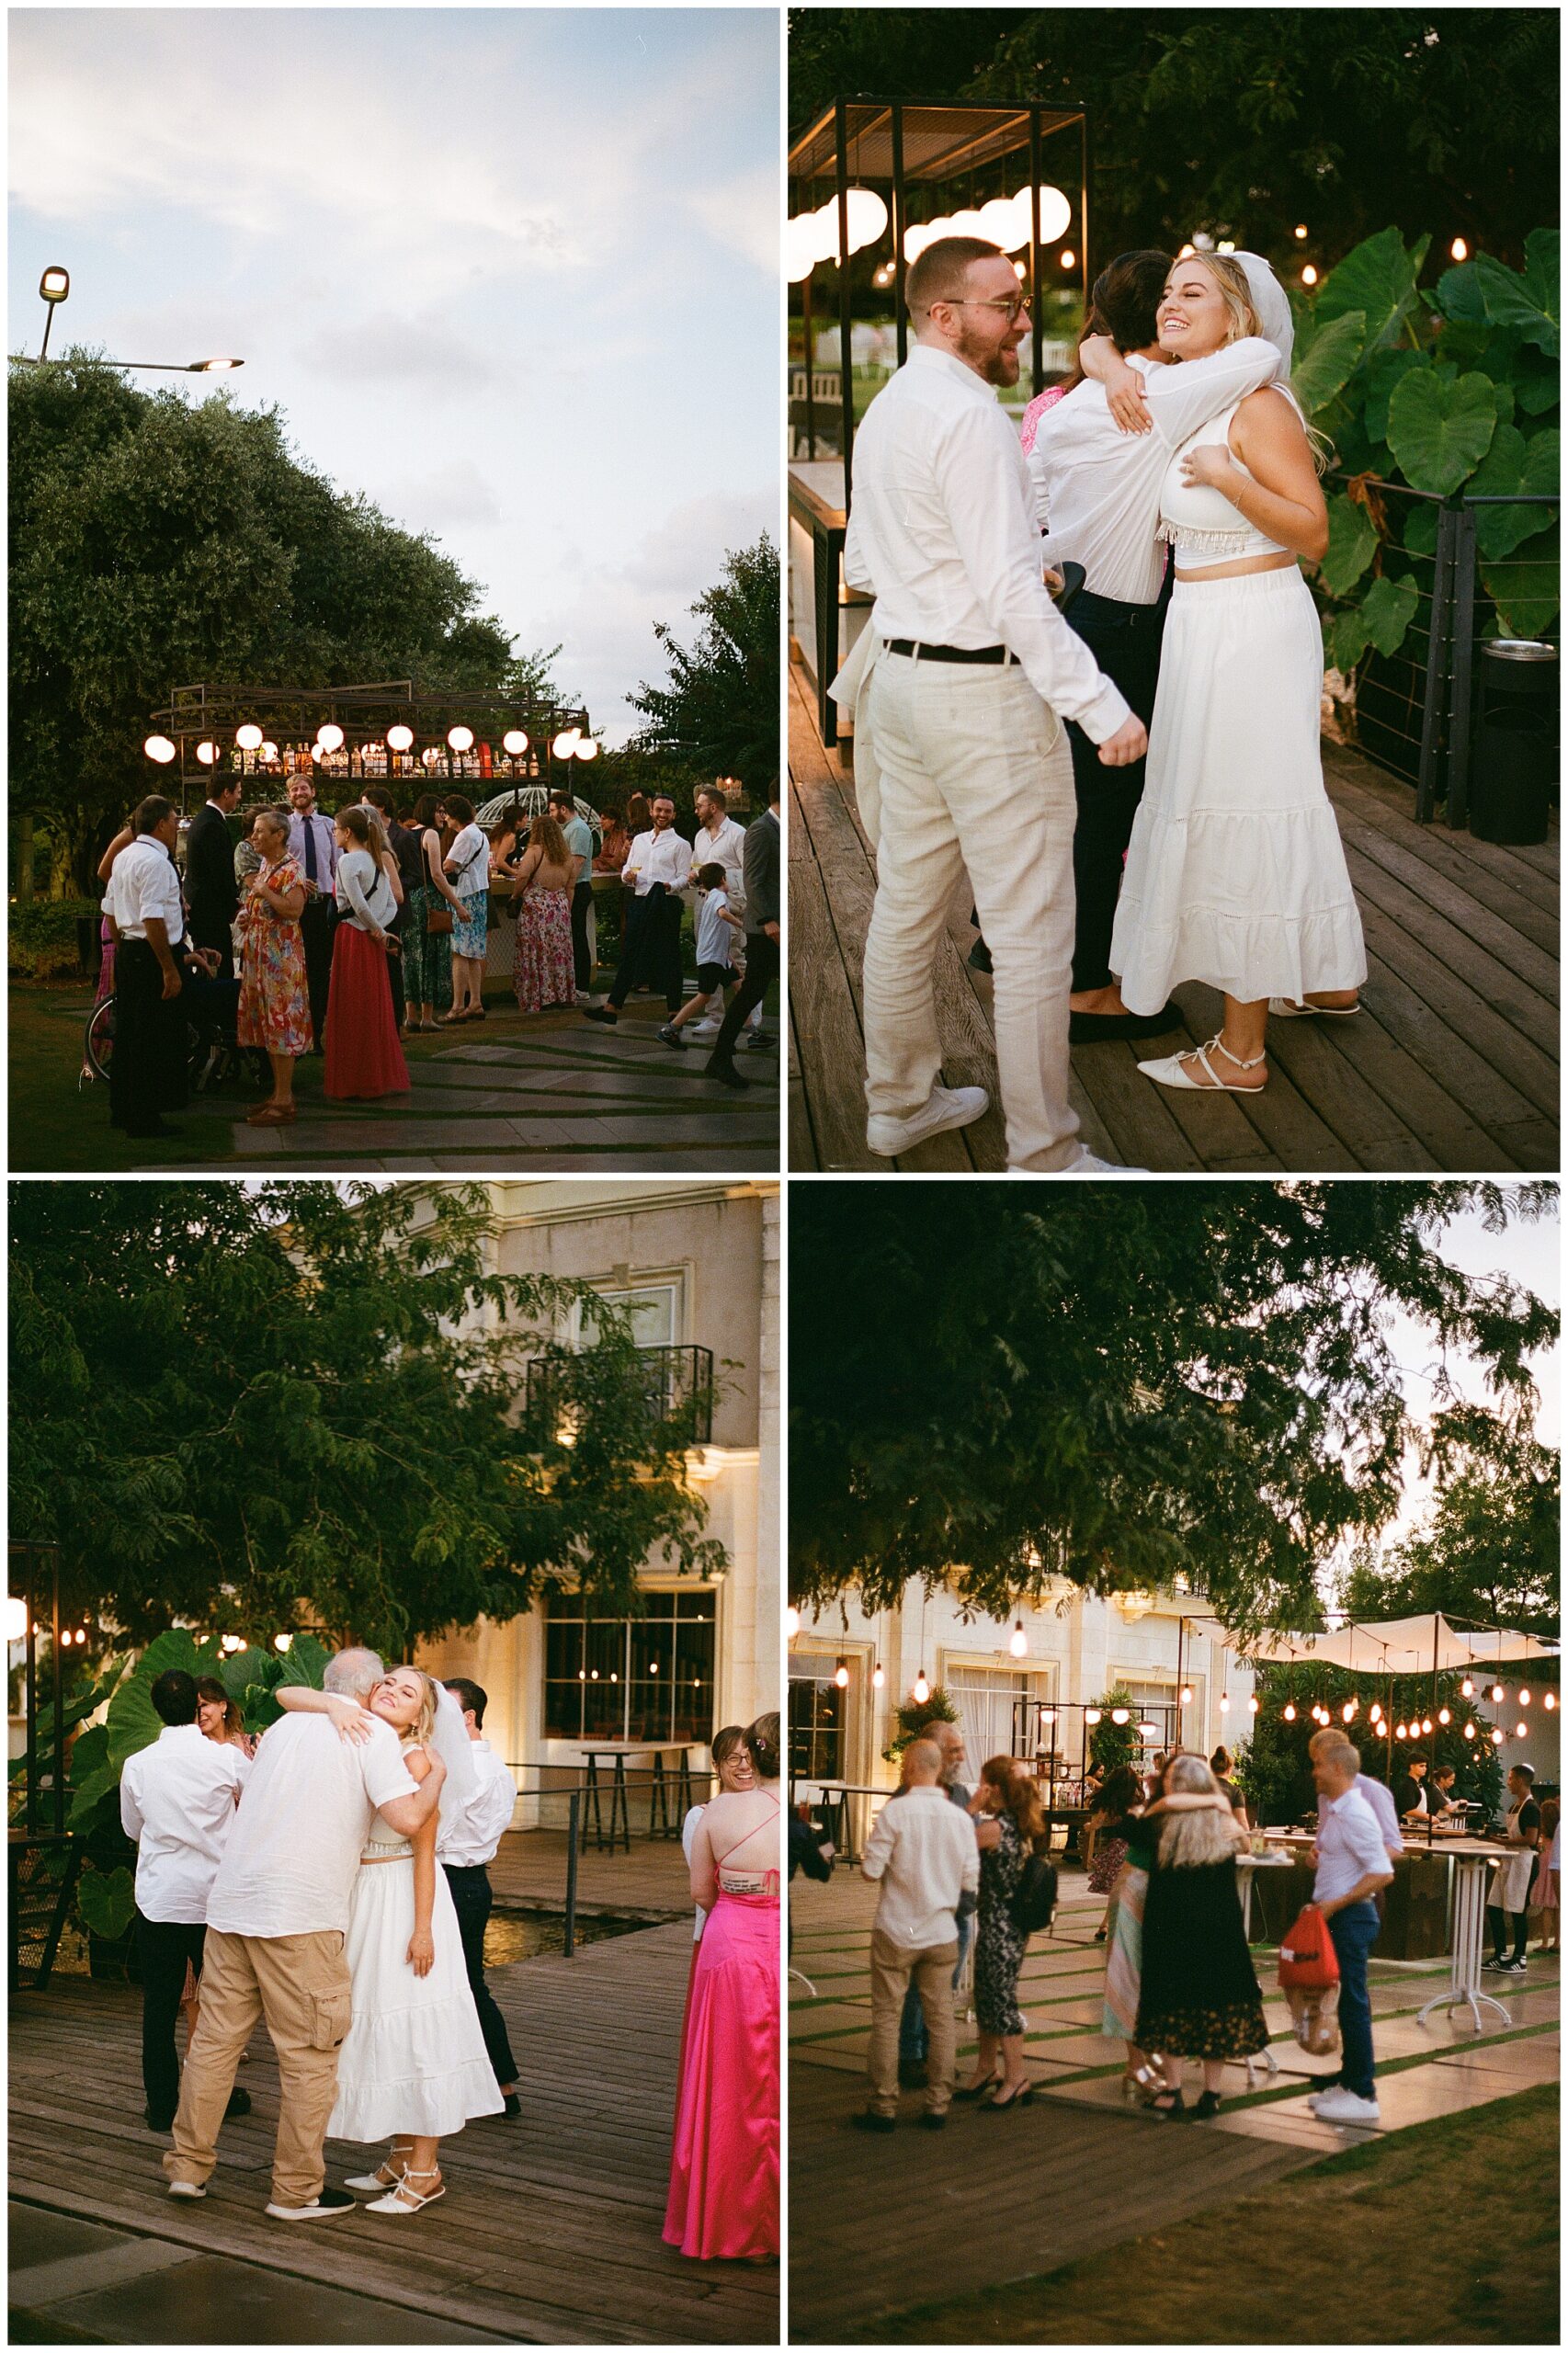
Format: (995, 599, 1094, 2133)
(884, 639, 1013, 665)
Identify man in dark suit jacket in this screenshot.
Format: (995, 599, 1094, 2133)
(184, 779, 243, 979)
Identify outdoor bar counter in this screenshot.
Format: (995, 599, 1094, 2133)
(1246, 1830, 1508, 1961)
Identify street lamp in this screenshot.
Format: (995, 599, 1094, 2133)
(19, 264, 244, 372)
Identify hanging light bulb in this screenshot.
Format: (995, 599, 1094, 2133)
(1515, 1721, 1528, 1738)
(1491, 1685, 1505, 1704)
(913, 1669, 930, 1705)
(1519, 1689, 1531, 1706)
(273, 1633, 292, 1654)
(1179, 1685, 1193, 1705)
(1283, 1703, 1296, 1722)
(1437, 1707, 1451, 1725)
(1369, 1702, 1382, 1722)
(1463, 1722, 1476, 1740)
(1009, 1620, 1028, 1660)
(872, 1662, 885, 1690)
(1248, 1695, 1259, 1714)
(1421, 1718, 1434, 1735)
(834, 1659, 849, 1690)
(1491, 1726, 1505, 1745)
(1395, 1722, 1407, 1740)
(785, 1607, 800, 1640)
(1544, 1693, 1556, 1711)
(1342, 1700, 1356, 1723)
(1085, 1708, 1102, 1726)
(1220, 1692, 1231, 1712)
(1111, 1707, 1131, 1725)
(1450, 237, 1469, 263)
(1460, 1677, 1474, 1698)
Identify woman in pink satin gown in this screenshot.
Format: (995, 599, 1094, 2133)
(664, 1711, 780, 2264)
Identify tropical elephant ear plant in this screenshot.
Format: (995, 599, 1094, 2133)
(1289, 226, 1559, 686)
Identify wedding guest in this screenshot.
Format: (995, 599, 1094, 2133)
(593, 807, 632, 874)
(324, 806, 409, 1102)
(665, 1711, 779, 2263)
(1029, 250, 1282, 1039)
(1305, 1735, 1394, 2123)
(284, 772, 339, 1050)
(507, 814, 578, 1014)
(403, 793, 459, 1030)
(1085, 1762, 1143, 1942)
(583, 795, 689, 1024)
(897, 1720, 972, 2088)
(1484, 1764, 1540, 1977)
(705, 779, 782, 1088)
(101, 797, 190, 1141)
(119, 1669, 250, 2133)
(91, 819, 136, 1017)
(185, 777, 244, 981)
(858, 1737, 979, 2130)
(676, 1727, 755, 2097)
(165, 1646, 444, 2222)
(440, 793, 492, 1023)
(960, 1756, 1045, 2110)
(1137, 1754, 1267, 2120)
(437, 1677, 522, 2119)
(1309, 1727, 1404, 1865)
(1098, 1772, 1163, 2101)
(1210, 1747, 1250, 1824)
(1112, 253, 1365, 1096)
(362, 785, 418, 1030)
(233, 807, 310, 1127)
(833, 236, 1142, 1166)
(195, 1678, 256, 1760)
(547, 787, 597, 996)
(1529, 1797, 1560, 1952)
(658, 864, 742, 1047)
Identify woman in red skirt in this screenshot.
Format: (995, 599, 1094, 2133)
(325, 806, 410, 1101)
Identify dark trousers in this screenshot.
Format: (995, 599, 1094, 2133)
(386, 910, 407, 1029)
(187, 907, 236, 984)
(1327, 1899, 1380, 2100)
(299, 894, 336, 1047)
(708, 930, 778, 1064)
(137, 1911, 207, 2121)
(109, 939, 188, 1133)
(443, 1865, 517, 2087)
(1487, 1903, 1528, 1961)
(608, 885, 683, 1013)
(1062, 584, 1169, 993)
(570, 881, 594, 991)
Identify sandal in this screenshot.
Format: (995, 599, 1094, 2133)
(983, 2080, 1034, 2112)
(1138, 1034, 1267, 1094)
(1148, 2087, 1186, 2120)
(1267, 996, 1360, 1019)
(953, 2072, 1004, 2102)
(1192, 2090, 1222, 2120)
(347, 2143, 412, 2193)
(366, 2164, 445, 2215)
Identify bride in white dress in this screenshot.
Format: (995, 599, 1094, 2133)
(278, 1666, 503, 2213)
(1108, 250, 1366, 1094)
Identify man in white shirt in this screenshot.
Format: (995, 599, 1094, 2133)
(165, 1647, 445, 2222)
(1306, 1735, 1395, 2124)
(858, 1739, 980, 2128)
(120, 1668, 251, 2132)
(438, 1678, 520, 2117)
(1029, 254, 1282, 1039)
(684, 787, 756, 1043)
(1309, 1727, 1404, 1862)
(584, 794, 690, 1021)
(102, 796, 193, 1139)
(286, 773, 340, 1049)
(841, 236, 1146, 1172)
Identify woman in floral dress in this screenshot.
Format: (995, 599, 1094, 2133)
(956, 1757, 1045, 2111)
(235, 805, 310, 1125)
(401, 793, 457, 1030)
(506, 814, 578, 1014)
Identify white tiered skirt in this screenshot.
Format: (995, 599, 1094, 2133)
(327, 1853, 504, 2143)
(1109, 563, 1367, 1014)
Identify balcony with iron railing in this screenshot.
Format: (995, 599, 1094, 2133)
(523, 1344, 715, 1448)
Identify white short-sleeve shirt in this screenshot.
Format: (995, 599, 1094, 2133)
(102, 837, 186, 944)
(119, 1723, 250, 1924)
(205, 1711, 417, 1938)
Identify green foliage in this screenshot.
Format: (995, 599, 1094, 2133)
(883, 1683, 960, 1765)
(1295, 228, 1560, 672)
(10, 1181, 726, 1651)
(77, 1862, 135, 1942)
(630, 536, 779, 791)
(1236, 1663, 1505, 1829)
(9, 358, 522, 894)
(6, 897, 99, 979)
(789, 1182, 1557, 1628)
(1336, 1447, 1560, 1637)
(1088, 1686, 1140, 1776)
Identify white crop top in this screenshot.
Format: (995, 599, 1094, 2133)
(1159, 396, 1292, 568)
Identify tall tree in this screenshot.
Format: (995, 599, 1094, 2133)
(10, 1182, 725, 1654)
(790, 1183, 1556, 1631)
(1336, 1443, 1561, 1634)
(630, 535, 779, 791)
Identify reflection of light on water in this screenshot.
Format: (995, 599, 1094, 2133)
(483, 1911, 650, 1965)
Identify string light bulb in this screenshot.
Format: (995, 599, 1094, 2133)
(1009, 1620, 1028, 1660)
(913, 1669, 929, 1705)
(1421, 1718, 1433, 1735)
(1515, 1721, 1527, 1738)
(1220, 1692, 1231, 1712)
(1519, 1689, 1531, 1706)
(1491, 1685, 1505, 1704)
(1437, 1707, 1451, 1725)
(785, 1607, 800, 1640)
(1342, 1700, 1356, 1722)
(872, 1662, 885, 1690)
(1460, 1677, 1473, 1698)
(1283, 1703, 1296, 1722)
(1395, 1722, 1407, 1740)
(1463, 1722, 1476, 1740)
(1544, 1693, 1556, 1711)
(1085, 1707, 1102, 1726)
(834, 1659, 849, 1690)
(1248, 1695, 1258, 1714)
(1491, 1726, 1504, 1745)
(1179, 1685, 1194, 1704)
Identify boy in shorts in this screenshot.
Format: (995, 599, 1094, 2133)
(658, 863, 742, 1047)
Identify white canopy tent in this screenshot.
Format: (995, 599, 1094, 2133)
(1218, 1615, 1559, 1677)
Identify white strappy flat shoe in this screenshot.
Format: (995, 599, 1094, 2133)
(346, 2143, 412, 2193)
(366, 2165, 446, 2215)
(1137, 1034, 1267, 1093)
(1267, 996, 1361, 1019)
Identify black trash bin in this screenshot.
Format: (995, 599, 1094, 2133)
(1469, 639, 1559, 845)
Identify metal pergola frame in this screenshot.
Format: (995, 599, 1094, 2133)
(145, 680, 595, 813)
(788, 95, 1093, 479)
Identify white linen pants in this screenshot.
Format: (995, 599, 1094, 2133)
(861, 653, 1082, 1171)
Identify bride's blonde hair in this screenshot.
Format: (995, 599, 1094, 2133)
(381, 1665, 440, 1750)
(1183, 252, 1330, 474)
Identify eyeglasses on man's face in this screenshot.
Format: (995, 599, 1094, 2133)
(947, 294, 1032, 324)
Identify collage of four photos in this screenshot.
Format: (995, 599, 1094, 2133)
(6, 4, 1561, 2349)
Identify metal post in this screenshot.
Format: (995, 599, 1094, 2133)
(1028, 108, 1044, 395)
(1415, 501, 1455, 825)
(24, 1572, 37, 1837)
(564, 1790, 580, 1960)
(1445, 503, 1479, 832)
(801, 265, 816, 460)
(892, 104, 907, 372)
(1176, 1617, 1185, 1747)
(1079, 108, 1093, 314)
(51, 1557, 63, 1839)
(835, 100, 855, 483)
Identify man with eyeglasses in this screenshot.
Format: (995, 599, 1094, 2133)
(835, 237, 1147, 1172)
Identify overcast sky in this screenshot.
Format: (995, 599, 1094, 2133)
(8, 7, 779, 742)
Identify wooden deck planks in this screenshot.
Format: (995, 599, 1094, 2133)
(9, 1926, 776, 2346)
(790, 655, 1559, 1174)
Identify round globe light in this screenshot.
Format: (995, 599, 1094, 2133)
(260, 742, 278, 763)
(315, 722, 345, 753)
(502, 730, 529, 756)
(806, 203, 843, 267)
(947, 207, 989, 242)
(903, 222, 937, 266)
(977, 197, 1020, 247)
(386, 724, 414, 753)
(447, 725, 474, 753)
(1006, 185, 1073, 248)
(4, 1597, 28, 1643)
(786, 216, 821, 283)
(196, 741, 218, 766)
(143, 735, 176, 764)
(551, 731, 580, 759)
(574, 738, 599, 762)
(235, 724, 264, 752)
(1110, 1707, 1130, 1725)
(842, 188, 889, 255)
(1084, 1708, 1101, 1726)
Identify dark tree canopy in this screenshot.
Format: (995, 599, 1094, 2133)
(630, 534, 779, 791)
(789, 10, 1556, 266)
(789, 1183, 1556, 1632)
(10, 1182, 725, 1655)
(8, 358, 540, 892)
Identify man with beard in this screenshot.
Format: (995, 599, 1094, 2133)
(836, 237, 1146, 1172)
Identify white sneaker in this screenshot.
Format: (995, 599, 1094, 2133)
(1061, 1148, 1149, 1174)
(166, 2179, 206, 2200)
(1310, 2087, 1381, 2124)
(868, 1085, 989, 1156)
(1305, 2086, 1341, 2112)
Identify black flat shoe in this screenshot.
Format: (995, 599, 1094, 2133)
(852, 2110, 896, 2134)
(984, 2080, 1035, 2112)
(918, 2110, 948, 2131)
(1148, 2088, 1187, 2120)
(1192, 2090, 1222, 2120)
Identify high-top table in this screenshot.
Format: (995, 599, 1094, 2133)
(574, 1743, 698, 1853)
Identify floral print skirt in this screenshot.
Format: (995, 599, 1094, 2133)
(515, 887, 576, 1013)
(452, 889, 489, 961)
(401, 885, 452, 1012)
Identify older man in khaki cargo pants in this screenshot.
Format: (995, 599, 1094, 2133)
(165, 1649, 445, 2222)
